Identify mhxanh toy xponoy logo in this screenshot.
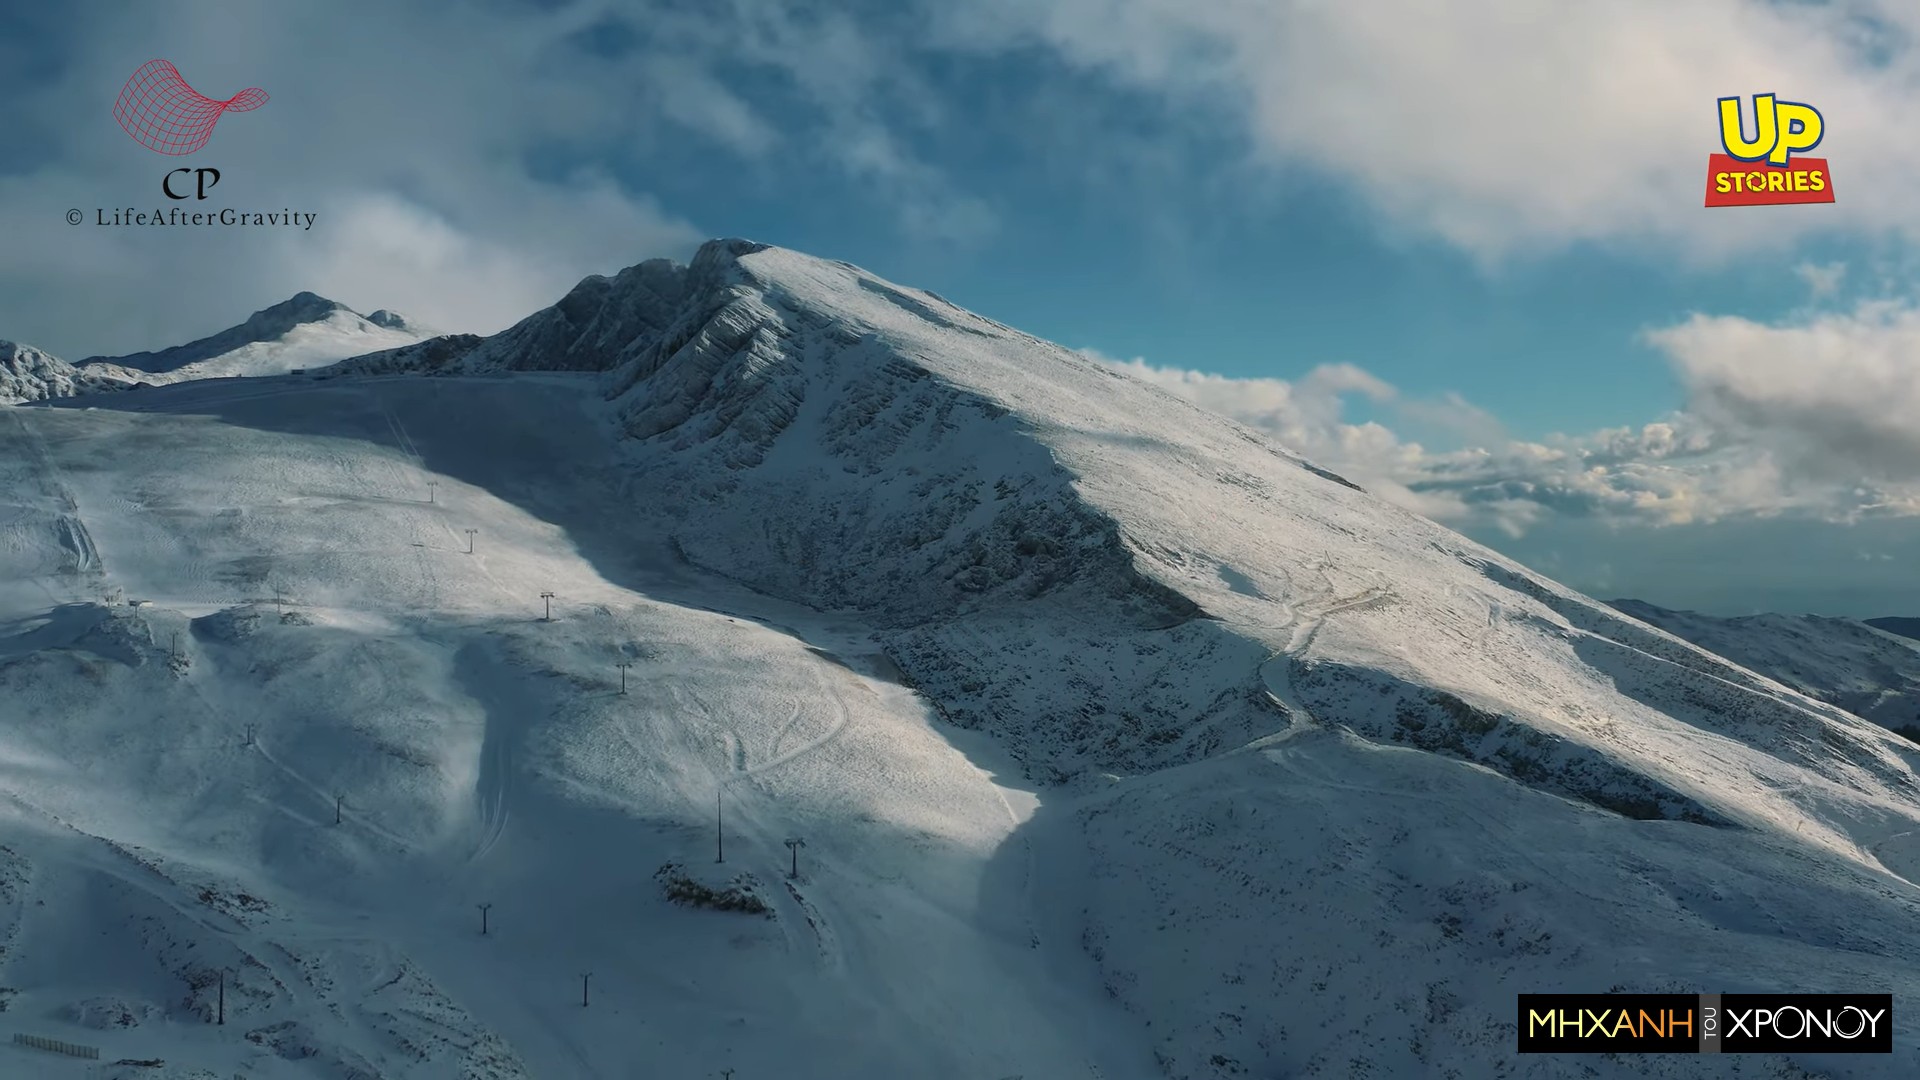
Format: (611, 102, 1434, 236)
(1704, 93, 1834, 207)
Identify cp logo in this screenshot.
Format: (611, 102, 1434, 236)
(114, 59, 267, 156)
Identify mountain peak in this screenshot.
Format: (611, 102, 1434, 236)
(80, 292, 421, 375)
(233, 292, 351, 339)
(691, 236, 773, 268)
(383, 243, 764, 378)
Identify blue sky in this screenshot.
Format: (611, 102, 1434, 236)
(3, 0, 1918, 615)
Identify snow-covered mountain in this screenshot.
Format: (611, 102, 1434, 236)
(0, 341, 141, 404)
(2, 238, 1917, 1078)
(79, 292, 432, 385)
(327, 256, 693, 378)
(3, 293, 433, 406)
(1870, 617, 1920, 644)
(1612, 599, 1920, 738)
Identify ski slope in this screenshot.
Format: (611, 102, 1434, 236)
(0, 239, 1917, 1077)
(0, 375, 1160, 1079)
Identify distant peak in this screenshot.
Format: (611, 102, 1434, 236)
(217, 291, 358, 345)
(693, 237, 773, 264)
(253, 292, 350, 325)
(365, 309, 412, 331)
(684, 237, 774, 293)
(77, 290, 382, 373)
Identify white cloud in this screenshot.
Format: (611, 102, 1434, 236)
(1396, 391, 1506, 446)
(1084, 351, 1400, 464)
(0, 0, 992, 357)
(0, 2, 712, 356)
(1647, 297, 1920, 485)
(1084, 349, 1521, 528)
(944, 0, 1920, 261)
(643, 59, 783, 158)
(276, 183, 699, 337)
(1091, 295, 1920, 538)
(612, 1, 997, 245)
(1795, 261, 1848, 299)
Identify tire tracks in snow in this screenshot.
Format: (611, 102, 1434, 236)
(369, 398, 450, 615)
(707, 660, 870, 976)
(739, 664, 853, 779)
(7, 409, 106, 589)
(710, 767, 847, 974)
(470, 698, 511, 865)
(765, 697, 805, 760)
(1252, 566, 1401, 738)
(4, 795, 312, 1020)
(250, 736, 417, 852)
(379, 401, 426, 471)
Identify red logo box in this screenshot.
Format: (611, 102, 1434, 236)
(1704, 153, 1834, 207)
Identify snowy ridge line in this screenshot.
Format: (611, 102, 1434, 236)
(78, 292, 430, 379)
(556, 247, 1920, 837)
(2, 293, 431, 407)
(1614, 597, 1920, 740)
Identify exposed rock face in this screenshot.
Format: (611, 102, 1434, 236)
(0, 341, 138, 404)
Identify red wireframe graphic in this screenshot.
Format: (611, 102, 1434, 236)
(113, 59, 267, 155)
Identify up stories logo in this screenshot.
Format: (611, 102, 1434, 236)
(1705, 93, 1834, 207)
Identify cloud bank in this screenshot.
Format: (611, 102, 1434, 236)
(0, 0, 988, 357)
(1093, 289, 1920, 536)
(9, 0, 1917, 354)
(942, 0, 1920, 261)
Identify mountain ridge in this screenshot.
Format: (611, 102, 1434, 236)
(1, 238, 1918, 1076)
(1868, 616, 1920, 644)
(2, 291, 433, 405)
(83, 291, 374, 373)
(328, 238, 1920, 827)
(1612, 597, 1920, 735)
(0, 339, 143, 404)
